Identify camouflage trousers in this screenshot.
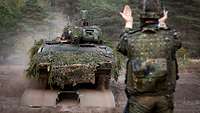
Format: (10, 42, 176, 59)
(124, 95, 174, 113)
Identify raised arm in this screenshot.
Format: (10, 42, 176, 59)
(158, 10, 168, 29)
(120, 5, 133, 29)
(117, 5, 133, 56)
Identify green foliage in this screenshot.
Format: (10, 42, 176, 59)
(26, 41, 117, 88)
(79, 0, 129, 37)
(0, 0, 46, 32)
(26, 39, 44, 79)
(102, 36, 125, 80)
(0, 0, 24, 31)
(29, 39, 44, 59)
(112, 49, 125, 81)
(21, 0, 47, 20)
(177, 47, 190, 67)
(48, 64, 96, 89)
(26, 55, 40, 79)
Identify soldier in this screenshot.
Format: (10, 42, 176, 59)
(117, 0, 181, 113)
(61, 26, 72, 40)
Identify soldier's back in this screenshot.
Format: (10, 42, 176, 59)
(125, 28, 179, 96)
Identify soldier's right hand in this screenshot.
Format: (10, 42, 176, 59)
(120, 5, 133, 29)
(158, 10, 168, 29)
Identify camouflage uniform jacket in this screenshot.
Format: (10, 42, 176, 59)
(117, 26, 181, 96)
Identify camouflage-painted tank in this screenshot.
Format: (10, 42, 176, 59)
(26, 11, 115, 90)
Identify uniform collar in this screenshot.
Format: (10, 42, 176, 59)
(142, 24, 158, 33)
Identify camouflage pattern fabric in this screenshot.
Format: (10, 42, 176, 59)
(117, 26, 181, 113)
(117, 26, 181, 96)
(26, 49, 111, 89)
(49, 64, 96, 88)
(124, 95, 174, 113)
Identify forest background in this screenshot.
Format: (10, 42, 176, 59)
(0, 0, 199, 57)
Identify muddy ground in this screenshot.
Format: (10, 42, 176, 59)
(0, 9, 200, 113)
(0, 63, 200, 113)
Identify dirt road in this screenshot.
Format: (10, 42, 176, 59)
(174, 64, 200, 113)
(0, 63, 199, 113)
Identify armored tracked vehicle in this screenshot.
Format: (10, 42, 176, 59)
(21, 10, 115, 108)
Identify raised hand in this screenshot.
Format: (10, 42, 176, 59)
(158, 10, 168, 29)
(120, 5, 133, 28)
